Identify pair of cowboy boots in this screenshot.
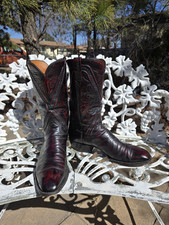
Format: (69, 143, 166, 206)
(27, 58, 151, 196)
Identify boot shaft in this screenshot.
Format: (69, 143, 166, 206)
(27, 58, 68, 134)
(67, 58, 106, 126)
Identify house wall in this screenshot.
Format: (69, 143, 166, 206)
(10, 39, 72, 57)
(44, 46, 68, 57)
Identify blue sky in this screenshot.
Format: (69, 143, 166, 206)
(7, 28, 23, 39)
(4, 26, 87, 45)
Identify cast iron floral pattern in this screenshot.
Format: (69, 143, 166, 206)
(0, 54, 169, 205)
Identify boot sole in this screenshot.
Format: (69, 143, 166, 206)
(71, 141, 151, 167)
(71, 141, 93, 152)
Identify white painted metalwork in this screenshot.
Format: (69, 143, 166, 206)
(0, 55, 169, 207)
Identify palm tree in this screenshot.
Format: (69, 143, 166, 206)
(73, 0, 116, 55)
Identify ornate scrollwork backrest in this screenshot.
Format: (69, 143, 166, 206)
(96, 55, 169, 145)
(0, 54, 168, 145)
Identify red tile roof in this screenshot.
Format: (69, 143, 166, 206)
(10, 38, 68, 48)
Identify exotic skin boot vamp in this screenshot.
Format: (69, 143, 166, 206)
(67, 58, 151, 167)
(27, 59, 69, 195)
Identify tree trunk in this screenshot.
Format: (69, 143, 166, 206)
(93, 22, 97, 55)
(73, 25, 77, 54)
(105, 29, 111, 57)
(20, 11, 40, 56)
(87, 28, 92, 56)
(106, 29, 110, 51)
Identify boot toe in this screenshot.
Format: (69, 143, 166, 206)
(132, 146, 151, 163)
(41, 178, 57, 192)
(36, 168, 63, 194)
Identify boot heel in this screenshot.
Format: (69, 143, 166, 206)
(71, 141, 93, 153)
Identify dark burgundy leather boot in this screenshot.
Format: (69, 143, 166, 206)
(67, 58, 151, 167)
(27, 59, 69, 195)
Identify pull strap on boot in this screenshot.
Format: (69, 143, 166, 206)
(67, 58, 151, 167)
(27, 59, 69, 195)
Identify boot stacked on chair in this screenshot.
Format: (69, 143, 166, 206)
(27, 59, 69, 195)
(67, 58, 151, 167)
(28, 57, 151, 196)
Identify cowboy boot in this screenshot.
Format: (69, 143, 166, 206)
(27, 58, 69, 195)
(67, 58, 151, 167)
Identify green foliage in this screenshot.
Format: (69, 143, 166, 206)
(0, 0, 40, 29)
(0, 0, 168, 76)
(0, 0, 58, 54)
(70, 0, 115, 31)
(0, 29, 12, 48)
